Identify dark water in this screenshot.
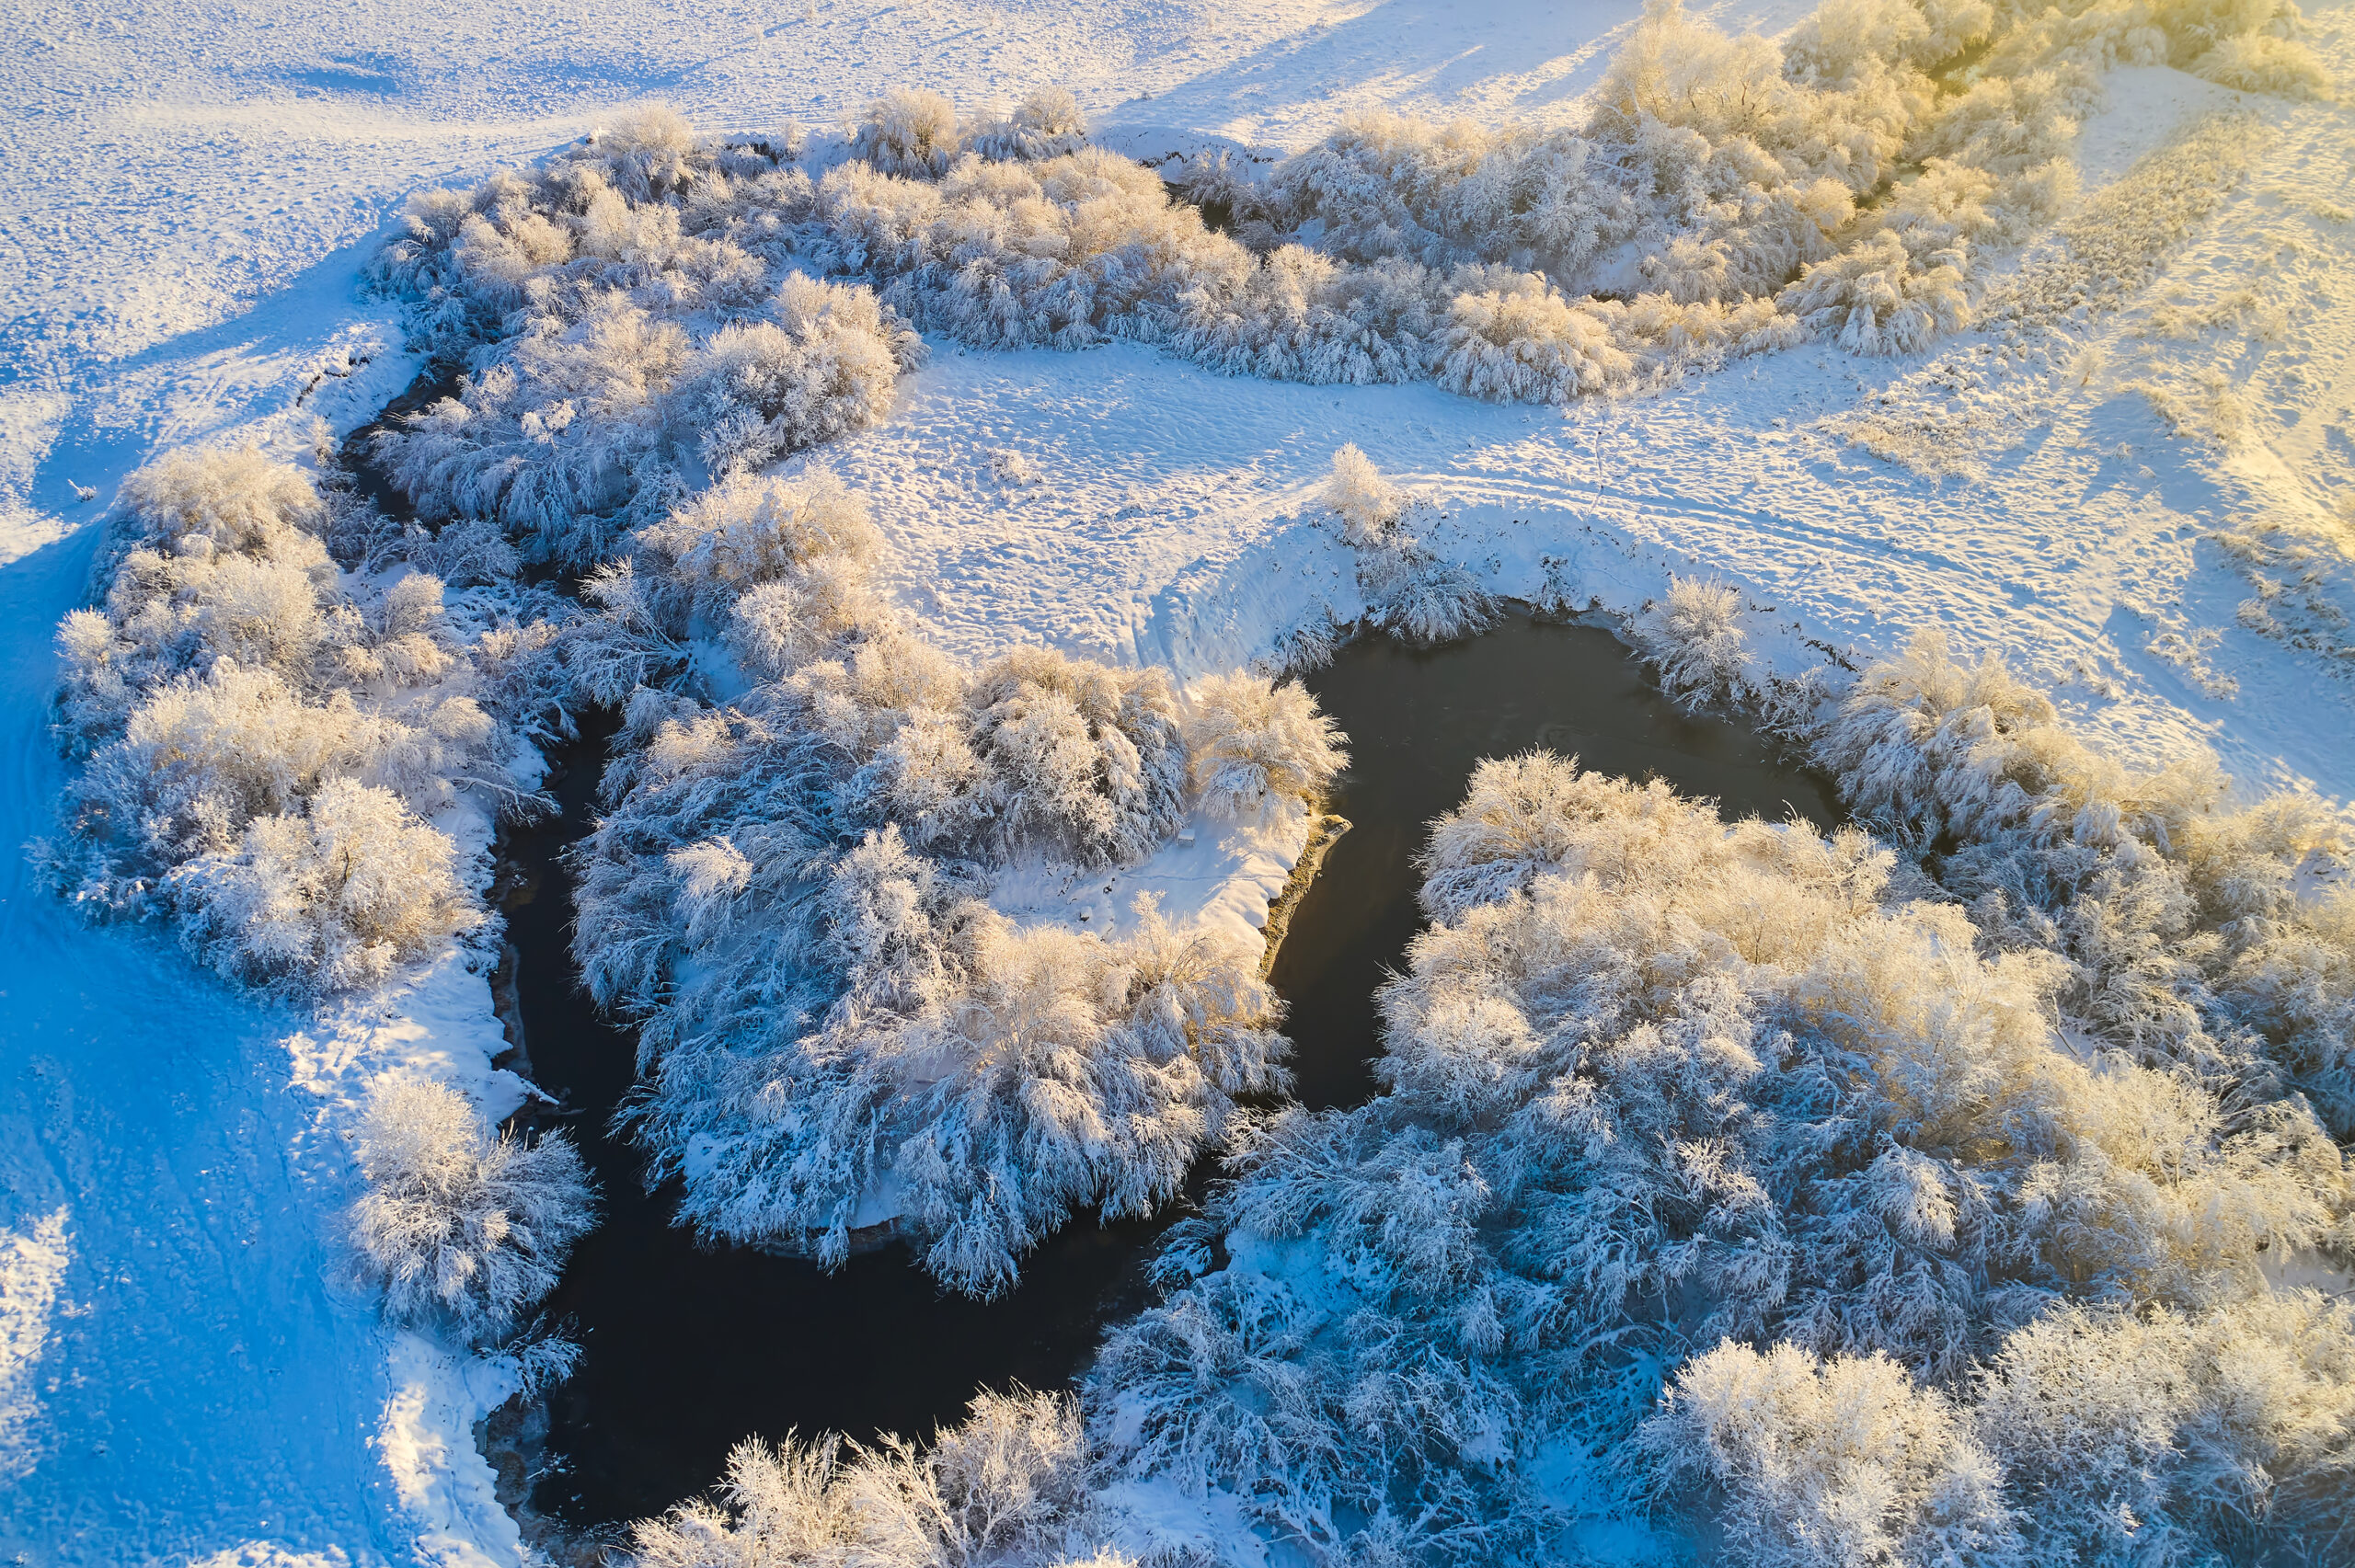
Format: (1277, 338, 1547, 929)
(512, 612, 1838, 1528)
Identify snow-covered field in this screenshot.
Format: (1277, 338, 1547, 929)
(5, 0, 2354, 1562)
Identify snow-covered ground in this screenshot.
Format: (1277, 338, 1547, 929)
(5, 0, 2354, 1562)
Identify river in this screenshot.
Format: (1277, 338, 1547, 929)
(503, 610, 1840, 1528)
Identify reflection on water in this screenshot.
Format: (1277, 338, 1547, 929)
(511, 612, 1839, 1527)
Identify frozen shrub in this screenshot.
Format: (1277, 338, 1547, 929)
(1182, 672, 1348, 820)
(679, 274, 922, 476)
(853, 89, 964, 178)
(413, 516, 522, 588)
(1781, 231, 1970, 355)
(171, 778, 479, 992)
(574, 692, 846, 1060)
(1635, 1342, 2018, 1568)
(967, 87, 1090, 163)
(1323, 446, 1499, 644)
(1630, 577, 1752, 704)
(622, 1389, 1109, 1568)
(347, 1074, 595, 1344)
(965, 647, 1187, 867)
(636, 469, 880, 624)
(1358, 542, 1498, 646)
(559, 558, 693, 706)
(1164, 247, 1443, 385)
(1785, 0, 1993, 83)
(55, 447, 343, 750)
(379, 294, 693, 565)
(1436, 275, 1631, 400)
(853, 1389, 1093, 1563)
(592, 104, 701, 200)
(1414, 755, 1676, 923)
(2191, 31, 2334, 97)
(382, 268, 915, 567)
(794, 630, 970, 755)
(1168, 146, 1268, 229)
(1320, 444, 1401, 545)
(115, 443, 326, 558)
(814, 146, 1240, 353)
(1978, 1293, 2355, 1561)
(1973, 1304, 2199, 1562)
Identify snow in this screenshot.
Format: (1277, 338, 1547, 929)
(6, 0, 2355, 1562)
(0, 1207, 73, 1482)
(373, 1333, 523, 1568)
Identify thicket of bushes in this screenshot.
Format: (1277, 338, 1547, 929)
(40, 441, 597, 1355)
(566, 471, 1341, 1295)
(370, 106, 923, 567)
(359, 0, 2333, 578)
(40, 445, 533, 992)
(1075, 612, 2355, 1564)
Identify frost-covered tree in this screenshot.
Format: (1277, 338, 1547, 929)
(1319, 444, 1400, 546)
(1629, 577, 1753, 704)
(963, 648, 1187, 867)
(1634, 1342, 2020, 1568)
(966, 88, 1090, 164)
(172, 777, 479, 992)
(1182, 672, 1348, 820)
(853, 89, 964, 178)
(1317, 446, 1496, 646)
(622, 1390, 1116, 1568)
(347, 1074, 595, 1344)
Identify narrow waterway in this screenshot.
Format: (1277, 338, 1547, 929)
(507, 611, 1840, 1528)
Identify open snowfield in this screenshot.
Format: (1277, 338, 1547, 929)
(6, 0, 2355, 1563)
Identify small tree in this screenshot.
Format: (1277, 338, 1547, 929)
(348, 1075, 595, 1344)
(1183, 671, 1349, 820)
(1321, 444, 1402, 546)
(171, 777, 480, 994)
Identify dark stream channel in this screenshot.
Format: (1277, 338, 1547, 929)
(506, 610, 1839, 1530)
